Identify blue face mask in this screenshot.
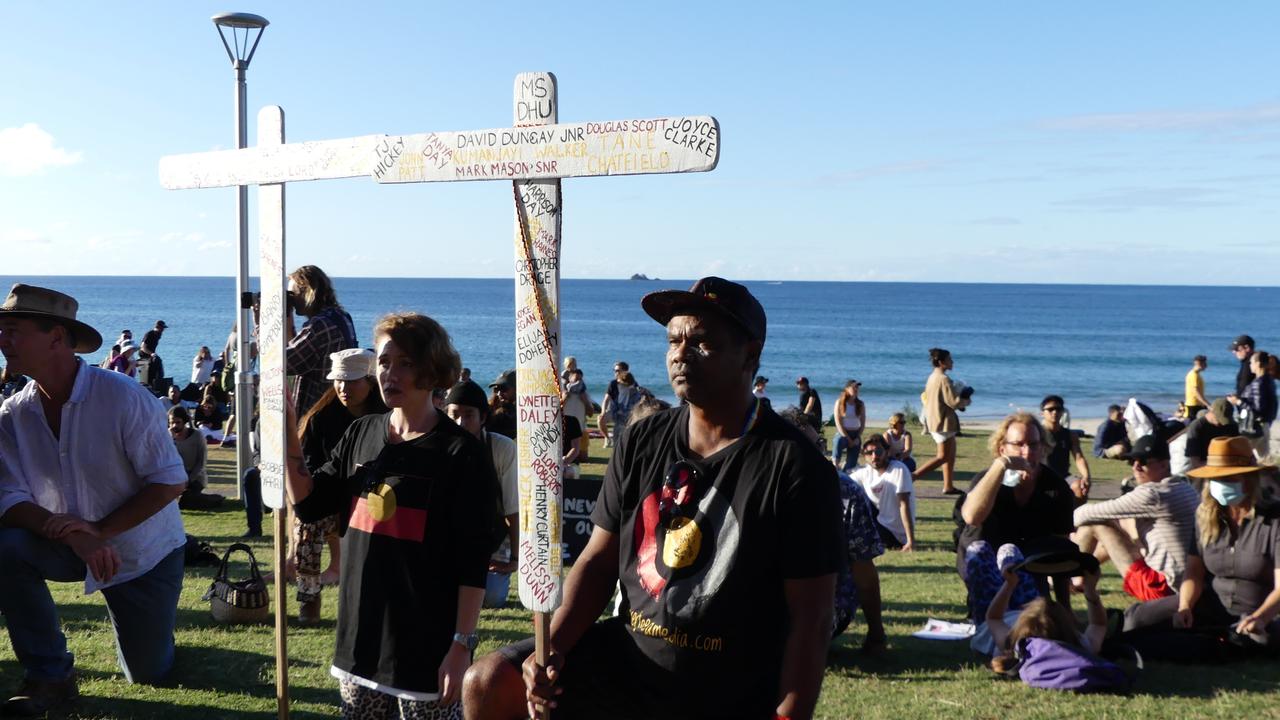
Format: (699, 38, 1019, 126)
(1209, 480, 1247, 507)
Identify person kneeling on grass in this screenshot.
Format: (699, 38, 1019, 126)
(1073, 433, 1199, 603)
(0, 285, 188, 717)
(284, 313, 496, 719)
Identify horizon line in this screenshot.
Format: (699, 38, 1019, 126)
(4, 274, 1278, 291)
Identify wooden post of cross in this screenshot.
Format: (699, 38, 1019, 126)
(158, 73, 720, 719)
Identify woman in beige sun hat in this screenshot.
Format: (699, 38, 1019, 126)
(1128, 436, 1280, 650)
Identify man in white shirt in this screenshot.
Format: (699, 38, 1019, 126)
(0, 285, 188, 717)
(444, 379, 519, 608)
(850, 435, 916, 552)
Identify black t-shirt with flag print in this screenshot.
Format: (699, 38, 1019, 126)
(591, 402, 843, 713)
(294, 410, 496, 696)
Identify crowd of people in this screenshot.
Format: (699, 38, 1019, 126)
(0, 275, 1275, 719)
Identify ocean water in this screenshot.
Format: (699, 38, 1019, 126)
(10, 276, 1279, 423)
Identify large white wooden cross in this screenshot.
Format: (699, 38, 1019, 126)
(161, 71, 719, 715)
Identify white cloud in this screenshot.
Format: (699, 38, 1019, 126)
(0, 228, 51, 245)
(87, 231, 142, 249)
(0, 123, 83, 176)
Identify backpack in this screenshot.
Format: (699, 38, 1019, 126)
(1015, 637, 1134, 693)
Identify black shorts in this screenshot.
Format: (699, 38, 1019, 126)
(876, 521, 903, 549)
(497, 617, 774, 720)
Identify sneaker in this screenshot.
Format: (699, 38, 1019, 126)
(996, 543, 1025, 574)
(3, 674, 78, 717)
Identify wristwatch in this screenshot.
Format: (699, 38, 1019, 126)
(452, 632, 480, 651)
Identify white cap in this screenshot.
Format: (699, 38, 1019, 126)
(326, 348, 375, 380)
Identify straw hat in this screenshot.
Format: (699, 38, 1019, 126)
(1187, 436, 1273, 479)
(326, 348, 375, 380)
(0, 284, 102, 353)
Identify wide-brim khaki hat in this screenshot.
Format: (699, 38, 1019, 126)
(1187, 436, 1274, 478)
(0, 283, 102, 353)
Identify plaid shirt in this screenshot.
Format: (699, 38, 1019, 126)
(287, 306, 357, 413)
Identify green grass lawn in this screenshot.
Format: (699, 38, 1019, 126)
(2, 427, 1277, 719)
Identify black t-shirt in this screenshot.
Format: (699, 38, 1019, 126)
(1184, 416, 1238, 460)
(1237, 358, 1255, 397)
(142, 328, 163, 354)
(956, 465, 1075, 573)
(590, 404, 843, 716)
(486, 401, 517, 439)
(301, 399, 357, 474)
(798, 387, 821, 422)
(294, 411, 496, 694)
(563, 415, 583, 457)
(1044, 426, 1072, 479)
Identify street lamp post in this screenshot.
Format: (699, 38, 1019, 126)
(212, 12, 268, 505)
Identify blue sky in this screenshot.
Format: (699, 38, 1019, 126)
(2, 2, 1277, 283)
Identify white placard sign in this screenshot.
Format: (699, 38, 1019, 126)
(256, 106, 287, 510)
(511, 72, 564, 612)
(374, 115, 718, 184)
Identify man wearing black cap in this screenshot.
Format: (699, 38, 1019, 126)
(486, 369, 517, 439)
(1231, 335, 1256, 396)
(464, 277, 843, 720)
(1073, 433, 1199, 602)
(0, 285, 188, 715)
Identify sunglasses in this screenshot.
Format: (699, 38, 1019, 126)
(863, 447, 885, 456)
(660, 460, 702, 524)
(1042, 406, 1064, 414)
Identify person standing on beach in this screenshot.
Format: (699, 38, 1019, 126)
(561, 365, 593, 462)
(0, 285, 188, 715)
(1185, 355, 1209, 419)
(915, 347, 966, 494)
(191, 345, 215, 388)
(286, 265, 358, 415)
(1227, 350, 1277, 460)
(1040, 395, 1091, 502)
(463, 277, 842, 720)
(1231, 335, 1256, 396)
(753, 374, 769, 400)
(597, 360, 629, 447)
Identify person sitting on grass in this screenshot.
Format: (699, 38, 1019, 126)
(779, 406, 888, 653)
(851, 435, 916, 552)
(1093, 405, 1130, 459)
(1121, 437, 1280, 655)
(170, 405, 223, 510)
(982, 551, 1108, 675)
(1040, 395, 1091, 502)
(958, 413, 1077, 617)
(882, 412, 916, 473)
(1073, 433, 1199, 602)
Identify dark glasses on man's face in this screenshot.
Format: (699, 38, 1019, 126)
(863, 447, 885, 456)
